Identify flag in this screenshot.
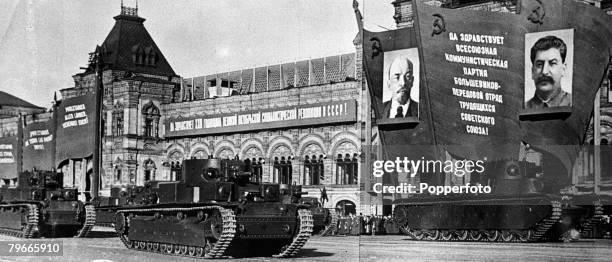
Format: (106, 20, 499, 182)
(0, 132, 20, 180)
(22, 114, 56, 171)
(54, 93, 97, 168)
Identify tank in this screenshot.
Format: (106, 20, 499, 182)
(297, 196, 338, 236)
(392, 159, 601, 242)
(91, 185, 154, 227)
(0, 170, 95, 238)
(112, 158, 313, 258)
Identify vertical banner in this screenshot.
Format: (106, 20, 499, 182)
(0, 135, 20, 180)
(55, 93, 96, 168)
(22, 116, 56, 171)
(413, 0, 525, 160)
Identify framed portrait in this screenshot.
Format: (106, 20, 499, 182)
(381, 48, 420, 119)
(524, 29, 574, 110)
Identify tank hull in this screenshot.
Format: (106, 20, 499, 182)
(393, 194, 567, 242)
(114, 202, 313, 258)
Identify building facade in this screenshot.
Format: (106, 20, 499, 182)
(55, 5, 367, 214)
(165, 52, 365, 215)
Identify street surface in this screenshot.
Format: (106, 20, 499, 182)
(0, 227, 611, 261)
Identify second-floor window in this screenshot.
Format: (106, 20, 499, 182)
(336, 154, 358, 185)
(273, 157, 292, 184)
(143, 102, 160, 138)
(304, 155, 324, 185)
(113, 111, 123, 136)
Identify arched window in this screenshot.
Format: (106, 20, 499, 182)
(142, 102, 160, 138)
(304, 155, 324, 185)
(249, 158, 264, 183)
(273, 157, 292, 184)
(143, 159, 156, 182)
(336, 200, 356, 216)
(336, 154, 358, 185)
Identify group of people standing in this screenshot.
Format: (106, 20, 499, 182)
(334, 214, 400, 236)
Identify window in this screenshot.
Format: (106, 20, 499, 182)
(248, 158, 263, 183)
(144, 159, 156, 182)
(303, 155, 324, 185)
(171, 161, 182, 181)
(273, 157, 292, 184)
(142, 102, 160, 138)
(115, 168, 122, 182)
(336, 154, 358, 185)
(113, 111, 123, 136)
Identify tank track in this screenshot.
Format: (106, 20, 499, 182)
(579, 200, 605, 237)
(0, 204, 39, 238)
(115, 206, 236, 259)
(75, 204, 96, 238)
(320, 208, 338, 236)
(399, 200, 562, 243)
(272, 209, 313, 258)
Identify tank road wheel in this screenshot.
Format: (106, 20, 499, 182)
(196, 247, 204, 257)
(425, 230, 439, 241)
(441, 230, 453, 241)
(210, 211, 224, 240)
(160, 244, 167, 253)
(412, 230, 426, 240)
(501, 230, 514, 242)
(188, 246, 196, 256)
(180, 245, 188, 255)
(138, 241, 146, 250)
(469, 231, 482, 241)
(517, 230, 533, 242)
(146, 242, 153, 250)
(152, 242, 159, 251)
(204, 240, 213, 256)
(174, 244, 181, 254)
(485, 230, 499, 242)
(166, 244, 174, 254)
(456, 230, 468, 241)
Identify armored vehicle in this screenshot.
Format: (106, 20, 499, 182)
(91, 185, 153, 227)
(0, 170, 95, 238)
(113, 158, 313, 258)
(393, 160, 604, 242)
(298, 197, 338, 236)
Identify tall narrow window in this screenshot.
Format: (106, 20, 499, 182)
(249, 158, 263, 183)
(113, 111, 123, 136)
(144, 159, 156, 182)
(336, 154, 358, 185)
(304, 155, 323, 185)
(274, 157, 292, 184)
(142, 102, 160, 138)
(115, 168, 122, 182)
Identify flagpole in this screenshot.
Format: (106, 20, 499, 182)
(92, 46, 103, 198)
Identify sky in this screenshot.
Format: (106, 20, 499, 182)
(0, 0, 396, 108)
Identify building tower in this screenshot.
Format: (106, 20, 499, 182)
(61, 3, 180, 195)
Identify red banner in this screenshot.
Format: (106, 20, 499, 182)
(55, 94, 97, 167)
(22, 116, 56, 171)
(0, 135, 20, 179)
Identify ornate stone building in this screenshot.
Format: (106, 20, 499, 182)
(60, 6, 180, 197)
(165, 52, 365, 215)
(56, 4, 366, 214)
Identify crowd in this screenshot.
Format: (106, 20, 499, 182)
(334, 214, 401, 236)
